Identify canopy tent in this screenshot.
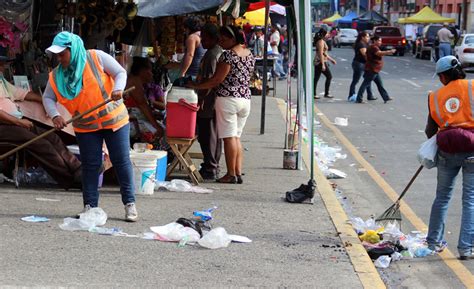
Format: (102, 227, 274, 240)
(137, 0, 224, 17)
(334, 11, 358, 24)
(322, 12, 342, 24)
(397, 6, 455, 24)
(238, 8, 271, 26)
(247, 1, 277, 11)
(353, 10, 388, 23)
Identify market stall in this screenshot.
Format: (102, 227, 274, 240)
(322, 12, 342, 24)
(397, 6, 455, 24)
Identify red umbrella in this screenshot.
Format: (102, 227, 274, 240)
(247, 1, 277, 12)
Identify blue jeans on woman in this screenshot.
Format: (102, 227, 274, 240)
(356, 70, 390, 102)
(348, 61, 373, 99)
(427, 151, 474, 256)
(76, 123, 135, 207)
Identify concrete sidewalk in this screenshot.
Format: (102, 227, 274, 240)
(0, 95, 363, 287)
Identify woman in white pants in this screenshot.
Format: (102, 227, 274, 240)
(188, 25, 255, 184)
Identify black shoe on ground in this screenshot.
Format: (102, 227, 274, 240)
(199, 170, 217, 180)
(237, 175, 243, 184)
(324, 94, 334, 98)
(367, 96, 378, 101)
(384, 97, 393, 103)
(355, 99, 366, 103)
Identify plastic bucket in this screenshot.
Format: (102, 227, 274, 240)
(130, 152, 158, 195)
(137, 150, 167, 182)
(283, 149, 298, 170)
(67, 145, 104, 187)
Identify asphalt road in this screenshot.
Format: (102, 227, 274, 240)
(310, 47, 474, 288)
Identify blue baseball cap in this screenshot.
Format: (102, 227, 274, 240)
(436, 56, 460, 74)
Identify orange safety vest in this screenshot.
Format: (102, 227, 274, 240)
(429, 79, 474, 130)
(49, 50, 129, 133)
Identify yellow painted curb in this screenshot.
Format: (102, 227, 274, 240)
(275, 98, 386, 289)
(313, 106, 474, 289)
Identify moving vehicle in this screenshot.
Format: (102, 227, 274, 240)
(454, 34, 474, 69)
(373, 26, 407, 56)
(334, 28, 358, 47)
(414, 24, 442, 59)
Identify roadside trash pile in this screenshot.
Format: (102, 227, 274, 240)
(351, 217, 433, 269)
(313, 135, 347, 179)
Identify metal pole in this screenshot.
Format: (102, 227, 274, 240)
(260, 0, 271, 135)
(357, 0, 360, 16)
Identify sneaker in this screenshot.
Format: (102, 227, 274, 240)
(76, 204, 91, 218)
(427, 240, 448, 253)
(459, 252, 473, 260)
(125, 203, 138, 222)
(324, 94, 334, 98)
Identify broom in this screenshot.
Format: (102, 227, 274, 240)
(0, 86, 135, 161)
(375, 165, 424, 226)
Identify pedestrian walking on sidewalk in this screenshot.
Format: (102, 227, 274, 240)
(187, 25, 255, 184)
(42, 31, 138, 222)
(348, 31, 374, 101)
(313, 28, 337, 99)
(196, 23, 224, 180)
(425, 56, 474, 260)
(356, 35, 395, 104)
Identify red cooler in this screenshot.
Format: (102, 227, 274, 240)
(166, 87, 199, 138)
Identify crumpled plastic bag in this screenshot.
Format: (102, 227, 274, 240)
(59, 207, 107, 231)
(198, 227, 232, 249)
(374, 255, 391, 268)
(150, 222, 200, 243)
(155, 179, 213, 194)
(417, 135, 437, 169)
(350, 217, 382, 234)
(382, 222, 405, 242)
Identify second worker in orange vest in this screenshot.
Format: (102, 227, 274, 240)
(425, 55, 474, 260)
(42, 32, 138, 222)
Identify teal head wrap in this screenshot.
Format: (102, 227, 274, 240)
(51, 32, 87, 100)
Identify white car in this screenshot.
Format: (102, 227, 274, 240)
(454, 34, 474, 69)
(334, 29, 358, 48)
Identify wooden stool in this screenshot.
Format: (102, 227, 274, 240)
(166, 137, 203, 185)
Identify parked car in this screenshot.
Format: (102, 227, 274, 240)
(414, 24, 442, 59)
(373, 26, 407, 56)
(454, 34, 474, 69)
(334, 28, 358, 47)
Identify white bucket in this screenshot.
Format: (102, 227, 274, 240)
(130, 152, 158, 195)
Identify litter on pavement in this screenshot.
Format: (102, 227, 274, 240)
(334, 117, 349, 126)
(350, 217, 435, 268)
(21, 216, 50, 222)
(59, 207, 107, 231)
(143, 206, 251, 249)
(155, 179, 213, 194)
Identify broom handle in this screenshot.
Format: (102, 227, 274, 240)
(0, 86, 135, 160)
(396, 165, 424, 202)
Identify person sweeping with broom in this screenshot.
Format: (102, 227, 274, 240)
(425, 56, 474, 260)
(42, 31, 138, 222)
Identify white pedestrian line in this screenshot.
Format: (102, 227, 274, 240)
(380, 71, 389, 75)
(401, 78, 422, 88)
(338, 58, 348, 61)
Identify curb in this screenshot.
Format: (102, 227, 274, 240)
(275, 98, 386, 289)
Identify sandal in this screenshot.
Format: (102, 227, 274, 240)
(216, 174, 237, 184)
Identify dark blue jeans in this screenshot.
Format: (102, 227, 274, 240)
(76, 123, 135, 207)
(356, 70, 390, 102)
(349, 61, 373, 99)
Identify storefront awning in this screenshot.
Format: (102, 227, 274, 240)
(137, 0, 225, 17)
